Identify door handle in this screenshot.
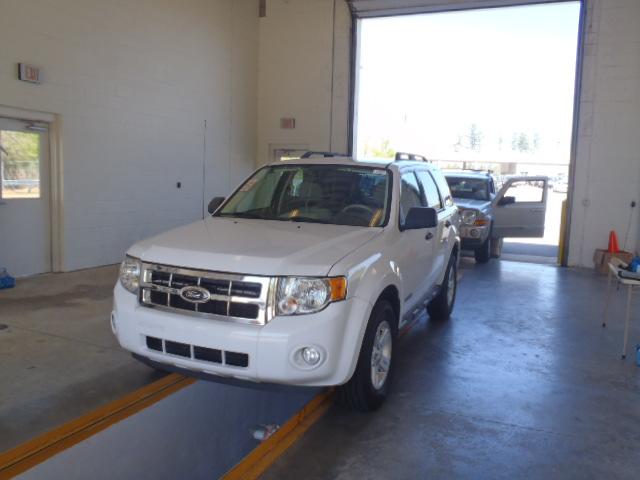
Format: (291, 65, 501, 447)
(425, 232, 433, 240)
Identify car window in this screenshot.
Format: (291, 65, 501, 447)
(432, 171, 454, 207)
(445, 176, 490, 201)
(218, 164, 391, 227)
(232, 168, 280, 212)
(399, 172, 422, 225)
(502, 180, 545, 203)
(415, 170, 442, 210)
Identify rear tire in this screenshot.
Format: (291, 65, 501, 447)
(338, 299, 396, 412)
(427, 252, 458, 321)
(490, 237, 503, 258)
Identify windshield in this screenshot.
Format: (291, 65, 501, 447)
(445, 176, 490, 201)
(216, 164, 391, 227)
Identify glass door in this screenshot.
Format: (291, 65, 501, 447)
(0, 117, 51, 277)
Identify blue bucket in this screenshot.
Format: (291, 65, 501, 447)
(0, 268, 16, 289)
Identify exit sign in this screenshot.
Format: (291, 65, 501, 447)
(18, 63, 41, 84)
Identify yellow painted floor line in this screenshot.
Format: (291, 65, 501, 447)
(223, 389, 335, 480)
(0, 373, 194, 479)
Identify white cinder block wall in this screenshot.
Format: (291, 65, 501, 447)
(0, 0, 258, 271)
(257, 0, 352, 164)
(568, 0, 640, 267)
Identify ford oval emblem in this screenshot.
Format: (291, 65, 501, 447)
(179, 286, 211, 304)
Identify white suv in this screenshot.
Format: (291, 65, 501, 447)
(112, 152, 460, 410)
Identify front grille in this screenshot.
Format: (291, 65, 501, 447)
(225, 351, 249, 368)
(194, 346, 222, 363)
(165, 340, 190, 357)
(146, 336, 163, 351)
(146, 336, 248, 368)
(139, 263, 273, 325)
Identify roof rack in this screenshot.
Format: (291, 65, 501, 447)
(462, 168, 493, 175)
(300, 151, 347, 158)
(394, 152, 429, 162)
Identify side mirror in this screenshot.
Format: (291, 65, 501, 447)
(403, 207, 438, 230)
(207, 196, 225, 214)
(498, 196, 516, 206)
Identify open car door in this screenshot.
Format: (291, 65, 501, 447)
(492, 176, 548, 238)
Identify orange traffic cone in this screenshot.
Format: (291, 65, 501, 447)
(608, 230, 620, 253)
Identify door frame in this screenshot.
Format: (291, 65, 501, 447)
(0, 105, 63, 273)
(347, 0, 587, 267)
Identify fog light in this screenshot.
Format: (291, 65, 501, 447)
(110, 312, 117, 335)
(470, 228, 480, 238)
(302, 347, 321, 366)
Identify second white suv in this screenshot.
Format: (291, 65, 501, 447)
(112, 152, 460, 411)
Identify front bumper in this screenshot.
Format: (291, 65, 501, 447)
(112, 283, 372, 387)
(460, 224, 490, 249)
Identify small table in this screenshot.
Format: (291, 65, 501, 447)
(602, 258, 640, 359)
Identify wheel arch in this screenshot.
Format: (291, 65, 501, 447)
(451, 239, 460, 259)
(376, 285, 400, 330)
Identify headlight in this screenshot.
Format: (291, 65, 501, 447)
(461, 209, 489, 226)
(276, 277, 347, 315)
(461, 209, 478, 225)
(119, 256, 141, 294)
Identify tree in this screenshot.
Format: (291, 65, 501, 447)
(364, 139, 395, 159)
(468, 124, 483, 151)
(0, 131, 39, 179)
(453, 124, 484, 152)
(517, 132, 530, 153)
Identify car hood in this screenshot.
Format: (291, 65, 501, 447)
(453, 198, 491, 212)
(127, 217, 383, 277)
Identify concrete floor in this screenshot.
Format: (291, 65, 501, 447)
(502, 241, 558, 264)
(0, 266, 164, 452)
(263, 260, 640, 479)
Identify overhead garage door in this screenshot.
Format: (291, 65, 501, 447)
(347, 0, 576, 17)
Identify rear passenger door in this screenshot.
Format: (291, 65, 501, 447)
(430, 168, 458, 250)
(396, 171, 433, 318)
(415, 170, 448, 284)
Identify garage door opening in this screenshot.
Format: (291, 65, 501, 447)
(352, 1, 581, 265)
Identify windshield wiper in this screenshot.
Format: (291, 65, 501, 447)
(218, 212, 266, 220)
(285, 216, 332, 224)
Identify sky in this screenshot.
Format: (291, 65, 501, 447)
(355, 2, 581, 164)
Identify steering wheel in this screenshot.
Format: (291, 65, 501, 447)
(339, 204, 374, 217)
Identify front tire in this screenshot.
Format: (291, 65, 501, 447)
(338, 299, 396, 412)
(427, 252, 458, 321)
(474, 236, 491, 263)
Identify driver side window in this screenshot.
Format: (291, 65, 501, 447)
(502, 180, 545, 203)
(400, 173, 422, 226)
